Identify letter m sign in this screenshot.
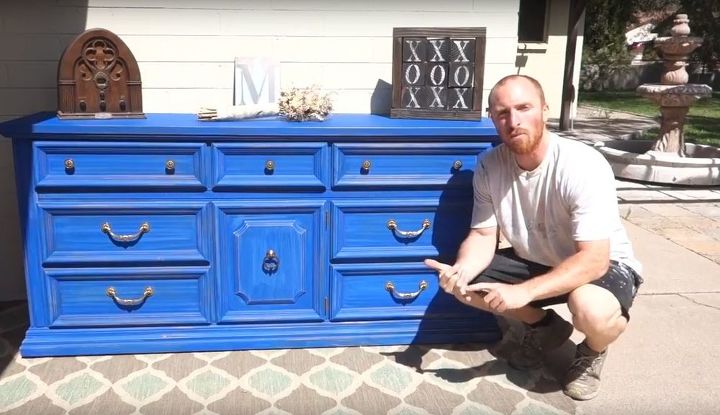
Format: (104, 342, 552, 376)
(234, 57, 281, 105)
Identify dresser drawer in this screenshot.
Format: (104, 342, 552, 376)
(38, 201, 211, 266)
(330, 263, 470, 322)
(46, 268, 211, 327)
(332, 142, 489, 189)
(34, 141, 208, 191)
(331, 199, 472, 261)
(213, 142, 328, 191)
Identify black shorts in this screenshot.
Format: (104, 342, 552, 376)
(470, 248, 644, 319)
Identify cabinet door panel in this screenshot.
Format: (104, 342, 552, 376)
(215, 201, 326, 323)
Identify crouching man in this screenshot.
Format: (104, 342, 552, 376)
(425, 75, 643, 400)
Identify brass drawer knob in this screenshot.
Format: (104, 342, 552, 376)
(265, 160, 275, 172)
(165, 160, 175, 172)
(263, 249, 279, 273)
(361, 160, 371, 171)
(452, 160, 463, 170)
(64, 159, 75, 172)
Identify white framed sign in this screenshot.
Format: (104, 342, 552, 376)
(234, 57, 281, 106)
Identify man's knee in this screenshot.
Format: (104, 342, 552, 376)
(568, 285, 627, 337)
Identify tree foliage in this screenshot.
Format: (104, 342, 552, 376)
(678, 0, 720, 70)
(583, 0, 719, 70)
(583, 0, 636, 66)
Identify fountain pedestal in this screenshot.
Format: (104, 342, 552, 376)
(594, 14, 720, 186)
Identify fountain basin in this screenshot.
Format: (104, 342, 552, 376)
(653, 36, 704, 56)
(636, 84, 712, 106)
(594, 139, 720, 186)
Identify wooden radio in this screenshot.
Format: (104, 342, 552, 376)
(57, 28, 144, 119)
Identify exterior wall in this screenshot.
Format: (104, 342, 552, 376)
(0, 0, 575, 300)
(516, 0, 584, 120)
(0, 0, 521, 119)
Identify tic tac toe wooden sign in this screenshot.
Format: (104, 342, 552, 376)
(391, 27, 486, 120)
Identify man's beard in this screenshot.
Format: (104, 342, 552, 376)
(504, 128, 542, 155)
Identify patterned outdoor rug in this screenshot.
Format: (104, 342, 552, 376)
(0, 303, 577, 414)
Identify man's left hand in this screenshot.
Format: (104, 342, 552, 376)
(464, 282, 533, 312)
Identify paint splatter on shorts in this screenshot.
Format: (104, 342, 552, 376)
(470, 248, 644, 319)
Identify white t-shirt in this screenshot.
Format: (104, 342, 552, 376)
(471, 133, 642, 275)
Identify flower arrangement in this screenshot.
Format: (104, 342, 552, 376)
(278, 85, 333, 122)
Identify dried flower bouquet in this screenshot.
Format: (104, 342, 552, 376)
(278, 86, 333, 122)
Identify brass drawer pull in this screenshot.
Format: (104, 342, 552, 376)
(101, 222, 150, 242)
(165, 160, 175, 172)
(361, 160, 371, 171)
(452, 160, 463, 170)
(64, 159, 75, 172)
(263, 249, 279, 273)
(387, 218, 431, 238)
(265, 160, 275, 172)
(385, 280, 428, 300)
(106, 286, 153, 306)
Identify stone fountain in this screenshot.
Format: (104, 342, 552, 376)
(595, 14, 719, 186)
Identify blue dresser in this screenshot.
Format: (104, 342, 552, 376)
(0, 113, 500, 357)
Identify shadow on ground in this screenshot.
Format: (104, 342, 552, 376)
(382, 319, 579, 394)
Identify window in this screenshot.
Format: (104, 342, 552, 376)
(518, 0, 548, 42)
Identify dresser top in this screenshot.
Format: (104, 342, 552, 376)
(0, 112, 498, 139)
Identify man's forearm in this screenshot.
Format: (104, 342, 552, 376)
(454, 228, 498, 280)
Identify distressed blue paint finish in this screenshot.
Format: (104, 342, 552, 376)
(46, 267, 211, 327)
(18, 316, 498, 357)
(330, 263, 480, 322)
(0, 112, 498, 138)
(34, 141, 208, 191)
(214, 201, 326, 324)
(333, 142, 491, 189)
(38, 201, 211, 266)
(213, 142, 328, 191)
(331, 198, 473, 262)
(0, 113, 501, 357)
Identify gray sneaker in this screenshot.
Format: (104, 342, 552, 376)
(508, 309, 574, 370)
(563, 342, 608, 400)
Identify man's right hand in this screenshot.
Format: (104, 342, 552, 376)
(425, 259, 491, 307)
(424, 259, 469, 294)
